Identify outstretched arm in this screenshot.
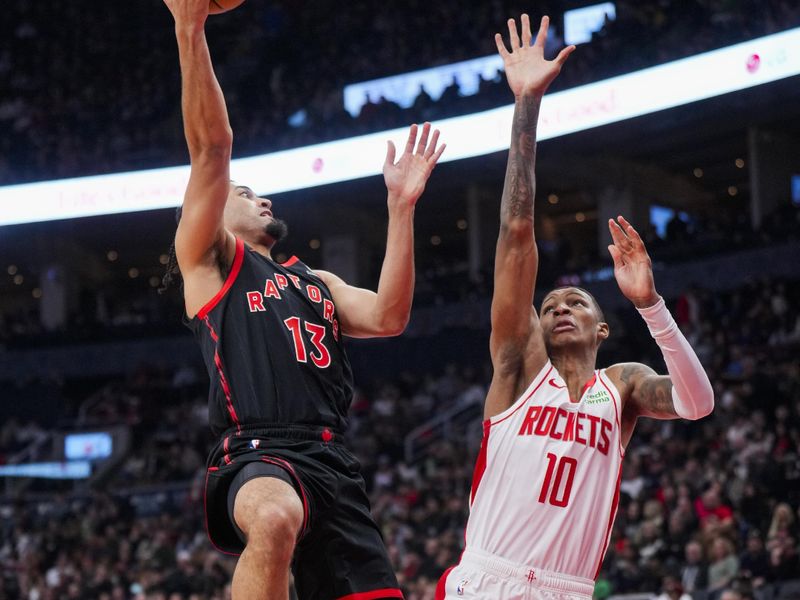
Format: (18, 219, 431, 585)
(607, 217, 714, 421)
(165, 0, 235, 314)
(315, 123, 445, 338)
(486, 15, 574, 415)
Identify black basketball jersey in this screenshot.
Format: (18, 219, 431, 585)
(185, 238, 354, 437)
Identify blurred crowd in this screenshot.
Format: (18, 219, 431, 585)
(1, 0, 799, 185)
(2, 201, 799, 349)
(1, 275, 799, 599)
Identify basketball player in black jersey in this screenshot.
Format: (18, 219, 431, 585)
(161, 1, 445, 599)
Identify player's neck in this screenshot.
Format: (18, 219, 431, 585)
(245, 240, 273, 260)
(550, 350, 597, 400)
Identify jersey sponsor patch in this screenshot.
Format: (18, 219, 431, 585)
(584, 389, 611, 404)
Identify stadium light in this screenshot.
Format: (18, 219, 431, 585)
(0, 26, 798, 227)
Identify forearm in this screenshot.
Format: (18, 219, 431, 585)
(638, 298, 714, 420)
(373, 201, 415, 335)
(499, 94, 541, 234)
(175, 25, 232, 155)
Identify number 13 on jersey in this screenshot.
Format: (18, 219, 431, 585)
(538, 453, 577, 508)
(284, 316, 332, 368)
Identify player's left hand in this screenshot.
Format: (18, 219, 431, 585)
(496, 15, 575, 99)
(608, 216, 660, 308)
(383, 122, 446, 207)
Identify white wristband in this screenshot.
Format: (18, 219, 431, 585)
(636, 296, 714, 420)
(636, 297, 677, 340)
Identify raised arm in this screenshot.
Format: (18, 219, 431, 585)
(605, 217, 714, 428)
(487, 16, 574, 413)
(315, 123, 445, 338)
(164, 0, 235, 312)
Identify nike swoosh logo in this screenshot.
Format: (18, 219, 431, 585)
(548, 378, 567, 389)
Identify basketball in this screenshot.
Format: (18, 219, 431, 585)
(209, 0, 245, 15)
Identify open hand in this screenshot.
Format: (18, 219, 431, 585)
(383, 123, 446, 206)
(608, 216, 660, 308)
(495, 15, 575, 99)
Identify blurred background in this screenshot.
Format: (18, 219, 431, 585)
(1, 1, 800, 599)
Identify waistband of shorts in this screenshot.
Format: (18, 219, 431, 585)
(460, 548, 595, 597)
(221, 423, 344, 443)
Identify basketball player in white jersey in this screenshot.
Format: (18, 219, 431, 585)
(436, 15, 714, 600)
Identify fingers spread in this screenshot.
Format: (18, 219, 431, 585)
(495, 33, 510, 59)
(416, 122, 431, 155)
(534, 15, 549, 48)
(404, 124, 418, 155)
(507, 18, 521, 49)
(555, 44, 576, 66)
(425, 129, 441, 159)
(431, 142, 446, 164)
(521, 14, 532, 47)
(384, 140, 396, 167)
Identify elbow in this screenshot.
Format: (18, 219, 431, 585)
(190, 129, 233, 158)
(676, 385, 715, 421)
(500, 219, 534, 241)
(690, 401, 715, 421)
(375, 312, 410, 337)
(380, 316, 409, 337)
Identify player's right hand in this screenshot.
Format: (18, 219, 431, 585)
(163, 0, 209, 28)
(495, 15, 575, 99)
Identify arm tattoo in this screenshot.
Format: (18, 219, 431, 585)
(620, 363, 677, 417)
(500, 95, 540, 225)
(636, 377, 677, 416)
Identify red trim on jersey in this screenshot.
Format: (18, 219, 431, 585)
(435, 566, 456, 600)
(203, 468, 242, 557)
(197, 237, 245, 320)
(259, 456, 311, 537)
(281, 255, 299, 267)
(470, 420, 491, 506)
(548, 371, 597, 402)
(594, 460, 624, 580)
(203, 316, 241, 434)
(598, 371, 624, 457)
(490, 365, 554, 427)
(335, 588, 404, 600)
(581, 372, 597, 398)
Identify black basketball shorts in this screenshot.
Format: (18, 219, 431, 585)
(204, 425, 403, 600)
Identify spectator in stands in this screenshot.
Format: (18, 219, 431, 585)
(3, 272, 800, 597)
(767, 503, 796, 541)
(708, 537, 740, 593)
(656, 575, 692, 600)
(695, 482, 736, 541)
(681, 540, 709, 593)
(739, 530, 770, 589)
(719, 589, 743, 600)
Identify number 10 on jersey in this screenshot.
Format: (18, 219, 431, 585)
(538, 453, 577, 508)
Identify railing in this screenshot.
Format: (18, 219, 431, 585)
(2, 429, 51, 496)
(404, 395, 484, 464)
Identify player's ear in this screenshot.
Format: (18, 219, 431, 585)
(597, 321, 609, 344)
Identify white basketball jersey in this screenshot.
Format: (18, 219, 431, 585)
(465, 361, 624, 581)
